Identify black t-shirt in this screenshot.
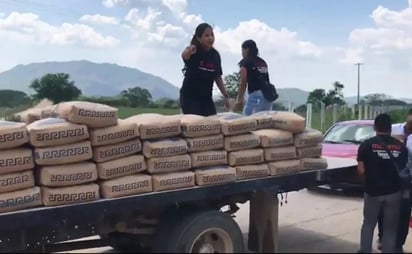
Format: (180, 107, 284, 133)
(181, 48, 223, 100)
(357, 134, 408, 196)
(239, 56, 270, 94)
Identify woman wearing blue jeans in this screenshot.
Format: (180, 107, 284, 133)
(235, 40, 273, 115)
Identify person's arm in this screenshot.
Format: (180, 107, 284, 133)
(182, 45, 196, 61)
(236, 67, 247, 103)
(406, 135, 412, 161)
(357, 142, 366, 176)
(215, 75, 229, 98)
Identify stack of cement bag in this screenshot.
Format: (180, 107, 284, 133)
(0, 121, 41, 213)
(294, 129, 327, 171)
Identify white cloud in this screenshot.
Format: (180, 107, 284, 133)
(162, 0, 187, 15)
(80, 14, 119, 25)
(102, 0, 128, 8)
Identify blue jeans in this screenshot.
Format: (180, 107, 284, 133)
(243, 90, 272, 116)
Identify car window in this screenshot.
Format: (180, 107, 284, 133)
(323, 124, 375, 144)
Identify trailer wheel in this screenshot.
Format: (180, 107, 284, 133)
(152, 210, 244, 253)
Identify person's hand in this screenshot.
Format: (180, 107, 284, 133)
(189, 44, 197, 54)
(224, 97, 231, 110)
(234, 98, 244, 111)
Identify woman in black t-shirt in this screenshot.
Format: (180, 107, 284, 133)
(180, 23, 230, 116)
(235, 40, 272, 115)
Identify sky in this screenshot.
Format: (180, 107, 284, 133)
(0, 0, 411, 98)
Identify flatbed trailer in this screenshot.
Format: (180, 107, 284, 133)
(0, 156, 356, 253)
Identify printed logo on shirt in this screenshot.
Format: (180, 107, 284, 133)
(199, 61, 216, 72)
(371, 143, 402, 159)
(254, 60, 268, 74)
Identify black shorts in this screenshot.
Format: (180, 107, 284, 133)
(180, 93, 216, 117)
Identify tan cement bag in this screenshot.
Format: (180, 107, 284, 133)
(0, 186, 42, 213)
(92, 138, 142, 163)
(147, 154, 191, 174)
(143, 138, 188, 158)
(213, 113, 257, 136)
(190, 150, 227, 168)
(27, 118, 89, 147)
(186, 134, 224, 152)
(195, 166, 236, 186)
(228, 149, 264, 166)
(40, 105, 59, 119)
(34, 141, 93, 166)
(0, 121, 29, 150)
(0, 148, 34, 175)
(17, 108, 43, 124)
(36, 162, 98, 187)
(294, 128, 323, 148)
(42, 183, 100, 206)
(152, 171, 195, 192)
(252, 129, 294, 148)
(89, 119, 139, 147)
(224, 133, 260, 152)
(100, 174, 153, 199)
(235, 164, 269, 180)
(264, 146, 297, 162)
(253, 111, 305, 133)
(56, 101, 118, 128)
(126, 114, 181, 140)
(0, 170, 35, 194)
(97, 155, 147, 180)
(301, 157, 328, 171)
(269, 160, 301, 176)
(297, 144, 322, 158)
(180, 114, 221, 138)
(251, 112, 275, 130)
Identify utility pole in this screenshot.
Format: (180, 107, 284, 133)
(355, 63, 364, 120)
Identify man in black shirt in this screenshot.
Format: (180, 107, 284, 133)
(357, 113, 408, 253)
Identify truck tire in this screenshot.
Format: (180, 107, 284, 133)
(152, 210, 244, 253)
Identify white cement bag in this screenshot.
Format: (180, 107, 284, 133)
(152, 171, 195, 192)
(89, 119, 139, 147)
(252, 129, 294, 148)
(264, 146, 297, 162)
(36, 162, 98, 187)
(147, 154, 191, 174)
(235, 164, 269, 180)
(126, 114, 181, 140)
(180, 114, 221, 137)
(186, 134, 224, 152)
(42, 183, 100, 206)
(100, 174, 153, 199)
(301, 158, 328, 171)
(0, 148, 34, 175)
(253, 111, 305, 133)
(56, 101, 118, 128)
(228, 149, 264, 166)
(27, 118, 89, 147)
(97, 155, 147, 180)
(143, 138, 188, 158)
(34, 141, 93, 166)
(92, 138, 142, 163)
(0, 170, 35, 194)
(269, 160, 301, 176)
(224, 133, 260, 152)
(212, 113, 257, 136)
(195, 166, 236, 186)
(297, 144, 323, 158)
(0, 187, 42, 214)
(294, 128, 323, 148)
(0, 121, 29, 150)
(190, 150, 227, 168)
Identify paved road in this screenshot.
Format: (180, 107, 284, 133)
(61, 189, 412, 253)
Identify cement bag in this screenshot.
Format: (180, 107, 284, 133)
(0, 187, 42, 214)
(56, 101, 118, 128)
(297, 144, 322, 158)
(190, 150, 227, 168)
(0, 148, 34, 175)
(264, 146, 297, 162)
(0, 170, 35, 194)
(228, 149, 264, 166)
(42, 183, 100, 206)
(0, 121, 29, 150)
(251, 112, 275, 130)
(41, 105, 59, 119)
(186, 134, 224, 152)
(27, 118, 89, 147)
(36, 162, 98, 187)
(180, 114, 221, 137)
(92, 138, 142, 163)
(147, 154, 191, 174)
(89, 119, 139, 147)
(16, 108, 43, 124)
(212, 113, 257, 136)
(235, 164, 269, 180)
(195, 166, 236, 186)
(224, 133, 260, 152)
(253, 111, 305, 133)
(152, 171, 195, 192)
(301, 158, 328, 171)
(34, 141, 92, 166)
(126, 114, 181, 140)
(252, 129, 293, 148)
(269, 160, 301, 176)
(100, 174, 152, 199)
(294, 128, 323, 148)
(97, 155, 146, 180)
(143, 138, 188, 158)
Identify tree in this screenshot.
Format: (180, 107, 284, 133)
(0, 90, 31, 107)
(306, 81, 346, 107)
(30, 73, 81, 104)
(363, 93, 390, 106)
(383, 99, 408, 106)
(121, 87, 153, 107)
(223, 72, 241, 98)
